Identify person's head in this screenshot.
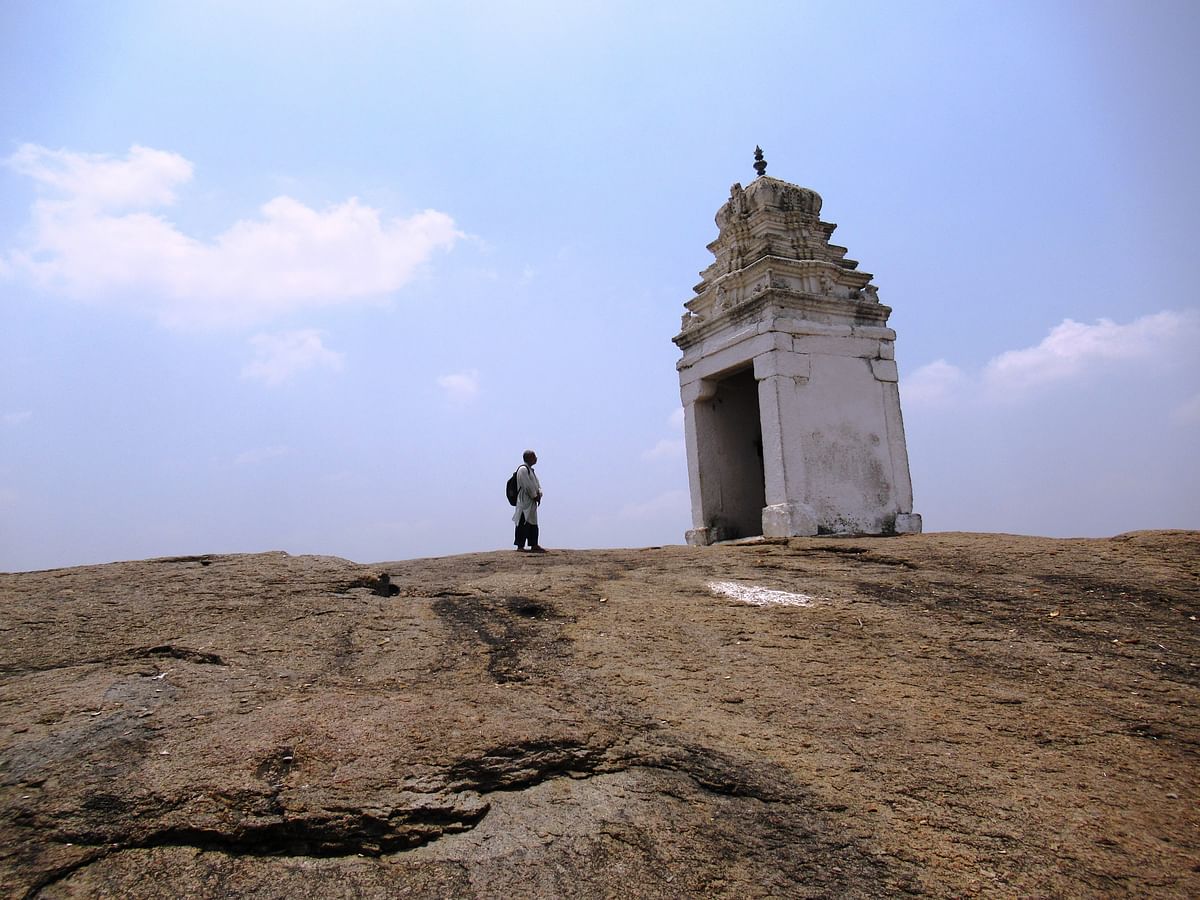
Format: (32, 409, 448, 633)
(523, 449, 537, 465)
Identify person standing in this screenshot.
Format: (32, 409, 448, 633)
(512, 449, 544, 552)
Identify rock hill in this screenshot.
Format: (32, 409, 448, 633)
(2, 531, 1197, 898)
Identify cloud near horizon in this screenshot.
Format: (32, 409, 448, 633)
(905, 310, 1200, 409)
(641, 407, 686, 460)
(3, 144, 462, 328)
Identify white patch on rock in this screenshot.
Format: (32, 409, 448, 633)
(708, 581, 817, 607)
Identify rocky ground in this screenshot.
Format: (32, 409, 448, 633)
(1, 531, 1197, 898)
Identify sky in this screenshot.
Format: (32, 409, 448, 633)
(2, 0, 1198, 571)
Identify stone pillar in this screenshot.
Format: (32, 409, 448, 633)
(681, 378, 718, 546)
(753, 351, 818, 538)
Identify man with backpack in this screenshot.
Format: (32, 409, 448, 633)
(508, 450, 545, 553)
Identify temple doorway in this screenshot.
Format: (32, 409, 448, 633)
(704, 367, 766, 539)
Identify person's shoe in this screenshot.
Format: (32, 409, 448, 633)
(528, 546, 547, 553)
(515, 547, 528, 552)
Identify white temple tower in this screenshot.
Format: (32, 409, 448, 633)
(674, 150, 921, 544)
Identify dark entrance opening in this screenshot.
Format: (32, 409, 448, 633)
(703, 367, 766, 539)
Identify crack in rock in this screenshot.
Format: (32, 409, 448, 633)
(446, 738, 608, 793)
(0, 643, 225, 676)
(21, 795, 489, 898)
(130, 644, 226, 666)
(148, 555, 214, 566)
(16, 735, 867, 898)
(334, 573, 400, 596)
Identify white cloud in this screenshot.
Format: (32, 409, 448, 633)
(983, 311, 1199, 393)
(437, 369, 480, 403)
(1172, 393, 1200, 426)
(640, 408, 687, 459)
(241, 330, 344, 386)
(903, 359, 967, 409)
(2, 411, 32, 426)
(7, 143, 193, 210)
(234, 445, 293, 466)
(905, 311, 1199, 410)
(3, 144, 462, 328)
(642, 438, 685, 461)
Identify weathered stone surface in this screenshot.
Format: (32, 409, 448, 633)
(1, 532, 1198, 898)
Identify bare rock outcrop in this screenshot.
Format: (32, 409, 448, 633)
(1, 532, 1197, 897)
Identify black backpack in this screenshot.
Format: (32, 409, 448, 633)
(505, 466, 525, 506)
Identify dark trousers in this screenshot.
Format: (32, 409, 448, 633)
(514, 512, 539, 550)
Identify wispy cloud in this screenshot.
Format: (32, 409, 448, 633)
(241, 329, 343, 386)
(641, 408, 687, 460)
(3, 144, 462, 328)
(2, 411, 32, 426)
(437, 369, 480, 404)
(903, 359, 967, 408)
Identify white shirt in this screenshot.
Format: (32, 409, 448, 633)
(512, 464, 542, 525)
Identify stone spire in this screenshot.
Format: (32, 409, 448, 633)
(677, 169, 880, 336)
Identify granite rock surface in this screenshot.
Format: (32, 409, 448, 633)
(1, 532, 1197, 898)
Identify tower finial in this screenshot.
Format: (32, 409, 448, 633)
(753, 145, 767, 178)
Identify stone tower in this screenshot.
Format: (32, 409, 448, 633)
(674, 152, 921, 544)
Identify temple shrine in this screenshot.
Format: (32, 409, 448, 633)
(674, 149, 921, 544)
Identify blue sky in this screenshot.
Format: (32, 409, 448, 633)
(2, 0, 1197, 571)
